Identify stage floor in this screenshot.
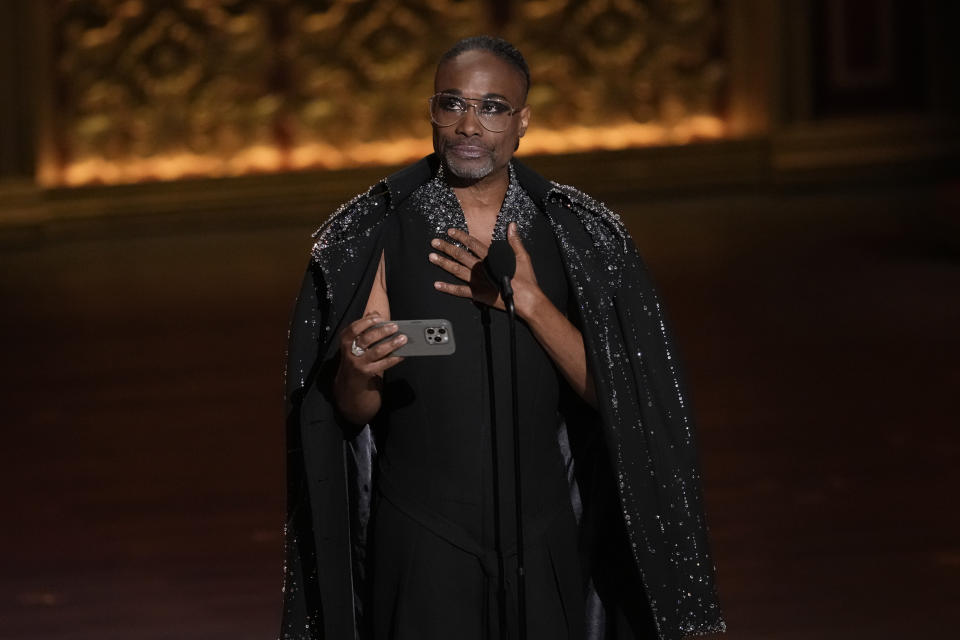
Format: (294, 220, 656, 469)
(2, 188, 958, 639)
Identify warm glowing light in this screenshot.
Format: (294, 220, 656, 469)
(40, 117, 726, 186)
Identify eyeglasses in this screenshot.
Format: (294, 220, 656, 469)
(428, 93, 521, 133)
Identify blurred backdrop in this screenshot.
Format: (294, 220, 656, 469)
(1, 1, 958, 639)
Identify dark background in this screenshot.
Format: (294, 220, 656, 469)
(2, 1, 958, 638)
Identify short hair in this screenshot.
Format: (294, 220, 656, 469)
(438, 35, 530, 102)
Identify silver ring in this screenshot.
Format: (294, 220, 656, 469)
(350, 338, 365, 357)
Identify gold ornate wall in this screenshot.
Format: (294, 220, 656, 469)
(42, 0, 726, 185)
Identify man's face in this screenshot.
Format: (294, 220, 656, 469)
(432, 50, 531, 183)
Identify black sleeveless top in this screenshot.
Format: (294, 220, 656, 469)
(376, 164, 571, 551)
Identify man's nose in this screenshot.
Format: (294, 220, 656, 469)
(455, 105, 483, 135)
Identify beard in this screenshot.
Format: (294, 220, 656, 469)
(439, 143, 496, 181)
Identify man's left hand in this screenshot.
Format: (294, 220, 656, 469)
(429, 222, 543, 318)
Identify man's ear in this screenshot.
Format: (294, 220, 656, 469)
(518, 104, 531, 138)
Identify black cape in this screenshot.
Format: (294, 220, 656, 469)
(281, 155, 724, 640)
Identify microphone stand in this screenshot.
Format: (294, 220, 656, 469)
(499, 275, 527, 640)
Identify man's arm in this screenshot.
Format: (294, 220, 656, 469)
(515, 282, 596, 406)
(332, 252, 406, 425)
(430, 223, 597, 407)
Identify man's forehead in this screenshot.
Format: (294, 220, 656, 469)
(437, 89, 513, 102)
(434, 50, 526, 101)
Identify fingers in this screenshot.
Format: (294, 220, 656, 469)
(433, 280, 473, 299)
(432, 236, 481, 267)
(343, 312, 384, 345)
(428, 249, 473, 282)
(341, 313, 407, 363)
(446, 228, 488, 259)
(507, 222, 529, 259)
(347, 332, 406, 376)
(355, 322, 398, 351)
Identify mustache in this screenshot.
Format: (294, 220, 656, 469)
(444, 141, 494, 153)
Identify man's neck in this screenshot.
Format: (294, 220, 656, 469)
(445, 164, 510, 244)
(446, 165, 509, 219)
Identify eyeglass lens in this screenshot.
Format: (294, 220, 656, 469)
(430, 95, 513, 133)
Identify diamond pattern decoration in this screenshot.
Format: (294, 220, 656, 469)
(45, 0, 725, 185)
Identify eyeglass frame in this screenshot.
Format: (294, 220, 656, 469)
(428, 92, 523, 133)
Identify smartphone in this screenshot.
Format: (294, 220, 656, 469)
(373, 319, 456, 357)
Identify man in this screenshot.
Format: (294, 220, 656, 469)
(282, 36, 723, 640)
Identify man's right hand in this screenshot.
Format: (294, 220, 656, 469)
(333, 312, 406, 424)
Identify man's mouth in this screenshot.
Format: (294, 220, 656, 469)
(447, 144, 490, 159)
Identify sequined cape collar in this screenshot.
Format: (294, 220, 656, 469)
(405, 161, 538, 242)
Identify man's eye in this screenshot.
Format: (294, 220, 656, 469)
(439, 97, 467, 112)
(480, 101, 510, 115)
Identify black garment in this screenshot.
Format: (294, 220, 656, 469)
(369, 170, 583, 638)
(281, 155, 725, 640)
